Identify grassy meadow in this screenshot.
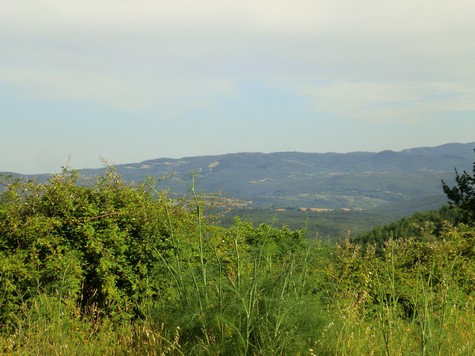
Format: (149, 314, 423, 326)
(0, 168, 474, 355)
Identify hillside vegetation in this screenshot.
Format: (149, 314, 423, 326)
(4, 143, 473, 214)
(107, 142, 475, 211)
(0, 162, 474, 354)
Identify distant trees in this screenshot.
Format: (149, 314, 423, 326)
(442, 149, 475, 223)
(352, 206, 462, 249)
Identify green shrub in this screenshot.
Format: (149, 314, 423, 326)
(0, 168, 191, 324)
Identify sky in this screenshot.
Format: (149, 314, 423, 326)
(1, 0, 475, 174)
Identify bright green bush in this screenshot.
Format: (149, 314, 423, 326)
(0, 168, 193, 323)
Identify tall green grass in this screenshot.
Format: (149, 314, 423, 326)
(1, 225, 474, 355)
(313, 230, 475, 356)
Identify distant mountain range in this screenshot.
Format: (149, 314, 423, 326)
(3, 142, 474, 213)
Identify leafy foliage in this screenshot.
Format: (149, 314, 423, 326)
(0, 168, 192, 322)
(443, 149, 475, 223)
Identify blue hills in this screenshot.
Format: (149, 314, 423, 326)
(3, 142, 474, 213)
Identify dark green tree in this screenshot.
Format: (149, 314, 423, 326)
(442, 149, 475, 223)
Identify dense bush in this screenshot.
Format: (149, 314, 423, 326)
(0, 168, 195, 322)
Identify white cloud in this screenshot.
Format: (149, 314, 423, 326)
(302, 81, 475, 123)
(1, 0, 474, 117)
(3, 0, 475, 35)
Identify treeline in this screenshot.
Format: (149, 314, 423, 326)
(352, 206, 464, 248)
(0, 165, 474, 354)
(219, 207, 396, 240)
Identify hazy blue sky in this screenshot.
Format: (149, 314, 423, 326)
(2, 1, 475, 174)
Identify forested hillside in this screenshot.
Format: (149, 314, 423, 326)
(3, 143, 473, 212)
(0, 158, 474, 354)
(108, 142, 475, 211)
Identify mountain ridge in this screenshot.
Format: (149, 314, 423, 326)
(2, 142, 474, 213)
